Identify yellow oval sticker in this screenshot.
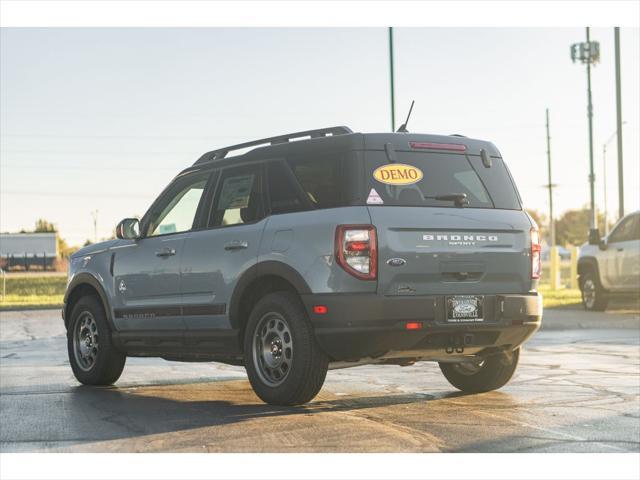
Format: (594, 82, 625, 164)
(373, 163, 423, 185)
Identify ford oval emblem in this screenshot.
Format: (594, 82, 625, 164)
(454, 304, 476, 315)
(387, 258, 407, 267)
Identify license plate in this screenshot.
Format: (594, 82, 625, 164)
(446, 295, 484, 323)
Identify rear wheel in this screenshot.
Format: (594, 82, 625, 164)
(439, 348, 520, 393)
(580, 271, 609, 311)
(244, 291, 328, 406)
(67, 295, 126, 385)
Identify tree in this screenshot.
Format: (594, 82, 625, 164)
(526, 209, 548, 243)
(30, 218, 78, 258)
(57, 236, 75, 258)
(556, 207, 608, 246)
(34, 218, 56, 232)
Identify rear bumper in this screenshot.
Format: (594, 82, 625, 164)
(301, 292, 542, 362)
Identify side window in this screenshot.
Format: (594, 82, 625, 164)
(632, 215, 640, 241)
(146, 171, 210, 237)
(209, 164, 265, 227)
(287, 156, 343, 209)
(608, 215, 638, 243)
(267, 161, 307, 214)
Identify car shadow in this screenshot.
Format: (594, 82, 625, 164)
(53, 379, 472, 448)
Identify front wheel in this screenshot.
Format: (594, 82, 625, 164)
(581, 272, 609, 311)
(67, 295, 126, 385)
(244, 291, 328, 406)
(67, 296, 127, 385)
(439, 348, 520, 394)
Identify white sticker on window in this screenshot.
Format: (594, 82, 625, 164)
(367, 188, 384, 205)
(218, 174, 255, 209)
(159, 223, 177, 234)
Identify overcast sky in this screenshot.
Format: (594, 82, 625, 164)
(1, 27, 638, 245)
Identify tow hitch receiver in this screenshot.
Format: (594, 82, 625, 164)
(445, 334, 474, 354)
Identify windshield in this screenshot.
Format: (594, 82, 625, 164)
(364, 151, 522, 210)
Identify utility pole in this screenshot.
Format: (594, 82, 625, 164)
(545, 109, 559, 290)
(545, 108, 556, 247)
(614, 27, 624, 219)
(388, 27, 396, 131)
(603, 143, 608, 235)
(91, 210, 98, 244)
(571, 28, 600, 239)
(585, 27, 596, 232)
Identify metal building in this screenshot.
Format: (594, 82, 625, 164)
(0, 233, 58, 270)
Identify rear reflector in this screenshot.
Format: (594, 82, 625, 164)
(313, 305, 328, 315)
(409, 141, 467, 152)
(405, 322, 423, 330)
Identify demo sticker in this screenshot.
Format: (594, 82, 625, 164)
(373, 163, 423, 185)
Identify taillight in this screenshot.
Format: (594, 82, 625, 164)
(530, 228, 542, 279)
(335, 225, 377, 280)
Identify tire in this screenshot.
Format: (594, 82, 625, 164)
(67, 295, 126, 385)
(439, 348, 520, 394)
(580, 271, 609, 311)
(244, 291, 329, 406)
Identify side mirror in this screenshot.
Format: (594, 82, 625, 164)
(588, 228, 601, 246)
(116, 218, 141, 240)
(598, 238, 608, 251)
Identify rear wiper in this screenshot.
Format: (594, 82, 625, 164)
(424, 193, 470, 207)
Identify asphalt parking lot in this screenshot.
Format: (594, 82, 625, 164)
(1, 306, 638, 453)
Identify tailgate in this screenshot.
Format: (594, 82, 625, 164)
(370, 206, 533, 296)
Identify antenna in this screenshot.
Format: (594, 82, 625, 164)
(396, 100, 415, 133)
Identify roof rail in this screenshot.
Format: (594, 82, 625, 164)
(195, 126, 353, 165)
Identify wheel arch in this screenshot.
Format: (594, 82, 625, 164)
(229, 261, 311, 333)
(577, 256, 601, 285)
(64, 273, 114, 331)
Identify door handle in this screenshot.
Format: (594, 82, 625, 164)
(224, 241, 249, 251)
(155, 248, 176, 257)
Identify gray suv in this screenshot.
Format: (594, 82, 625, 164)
(63, 126, 543, 405)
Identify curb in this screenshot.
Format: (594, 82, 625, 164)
(0, 305, 62, 312)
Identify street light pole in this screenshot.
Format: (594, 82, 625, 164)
(614, 27, 625, 219)
(388, 27, 396, 132)
(91, 210, 98, 244)
(602, 122, 626, 235)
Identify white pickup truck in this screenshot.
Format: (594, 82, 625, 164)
(578, 210, 640, 311)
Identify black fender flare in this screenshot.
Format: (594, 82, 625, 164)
(228, 261, 311, 329)
(64, 272, 116, 331)
(577, 256, 602, 286)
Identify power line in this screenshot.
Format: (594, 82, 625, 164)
(0, 149, 201, 155)
(0, 164, 176, 171)
(0, 133, 248, 140)
(1, 190, 154, 199)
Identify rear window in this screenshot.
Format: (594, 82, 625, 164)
(364, 151, 521, 210)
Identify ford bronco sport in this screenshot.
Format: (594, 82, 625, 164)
(64, 126, 543, 405)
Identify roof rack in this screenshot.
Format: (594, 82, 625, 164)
(195, 126, 353, 165)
